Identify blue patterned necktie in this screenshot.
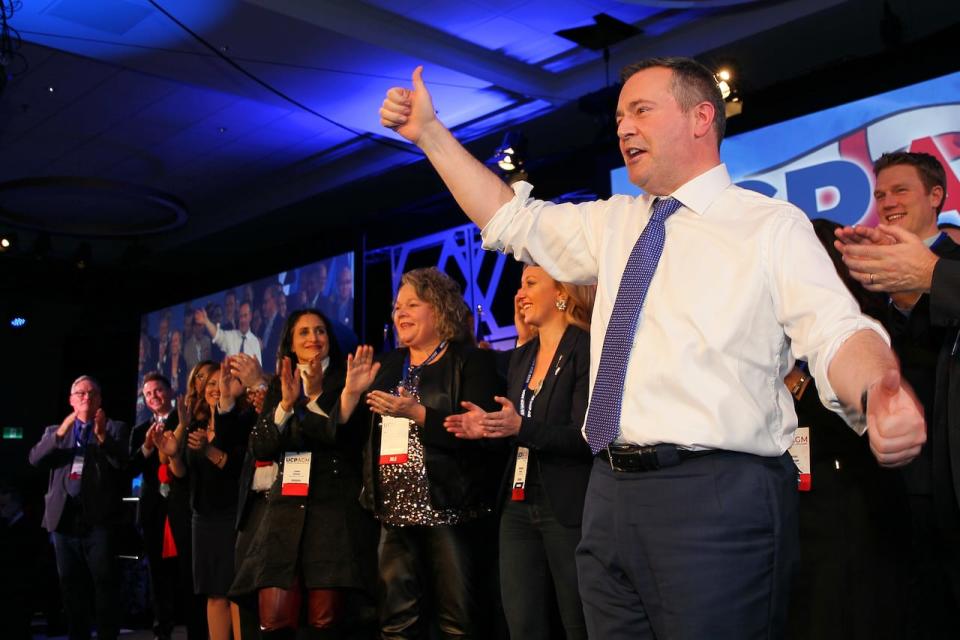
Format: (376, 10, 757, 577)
(585, 196, 682, 454)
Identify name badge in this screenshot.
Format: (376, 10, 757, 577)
(281, 451, 312, 496)
(379, 416, 410, 464)
(511, 447, 530, 501)
(789, 426, 811, 491)
(69, 455, 84, 481)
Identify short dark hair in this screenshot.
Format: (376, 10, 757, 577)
(873, 151, 947, 214)
(142, 371, 171, 390)
(620, 56, 726, 147)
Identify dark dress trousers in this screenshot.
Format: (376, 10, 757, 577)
(498, 325, 593, 640)
(28, 418, 130, 640)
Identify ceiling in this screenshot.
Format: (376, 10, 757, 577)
(0, 0, 957, 297)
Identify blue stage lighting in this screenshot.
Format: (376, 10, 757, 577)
(10, 317, 26, 328)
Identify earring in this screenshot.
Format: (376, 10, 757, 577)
(555, 298, 567, 311)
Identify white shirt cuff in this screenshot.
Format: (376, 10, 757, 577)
(274, 404, 293, 428)
(480, 181, 533, 252)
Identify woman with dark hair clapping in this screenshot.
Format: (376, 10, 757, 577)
(231, 309, 378, 639)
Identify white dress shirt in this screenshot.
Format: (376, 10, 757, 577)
(212, 325, 262, 364)
(482, 164, 887, 456)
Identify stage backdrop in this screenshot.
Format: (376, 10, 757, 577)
(611, 70, 960, 227)
(135, 252, 355, 425)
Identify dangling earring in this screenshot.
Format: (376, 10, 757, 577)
(555, 298, 568, 311)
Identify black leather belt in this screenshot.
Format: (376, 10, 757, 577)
(597, 443, 717, 472)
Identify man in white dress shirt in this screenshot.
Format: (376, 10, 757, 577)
(379, 57, 926, 638)
(195, 301, 262, 365)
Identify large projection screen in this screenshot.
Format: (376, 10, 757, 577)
(135, 252, 355, 424)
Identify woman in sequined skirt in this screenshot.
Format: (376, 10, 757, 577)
(338, 267, 506, 639)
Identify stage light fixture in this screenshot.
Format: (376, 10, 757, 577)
(0, 231, 16, 252)
(715, 67, 742, 118)
(491, 131, 528, 184)
(10, 316, 26, 328)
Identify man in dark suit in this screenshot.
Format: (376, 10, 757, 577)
(837, 150, 960, 634)
(28, 375, 129, 640)
(129, 372, 190, 640)
(259, 283, 284, 376)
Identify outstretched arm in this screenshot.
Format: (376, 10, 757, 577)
(827, 329, 925, 468)
(380, 66, 515, 229)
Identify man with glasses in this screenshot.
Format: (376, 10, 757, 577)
(29, 375, 129, 640)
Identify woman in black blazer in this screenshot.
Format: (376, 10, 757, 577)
(230, 309, 378, 639)
(337, 267, 505, 639)
(446, 265, 595, 640)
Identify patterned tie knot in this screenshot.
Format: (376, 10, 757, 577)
(651, 196, 682, 223)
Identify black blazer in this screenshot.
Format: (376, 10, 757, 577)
(929, 238, 960, 510)
(886, 236, 960, 497)
(28, 419, 130, 532)
(502, 325, 592, 527)
(128, 411, 181, 530)
(356, 341, 507, 514)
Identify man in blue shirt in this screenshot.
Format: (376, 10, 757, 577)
(29, 375, 129, 640)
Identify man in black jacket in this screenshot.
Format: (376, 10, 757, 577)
(28, 375, 129, 640)
(837, 150, 960, 634)
(129, 372, 185, 640)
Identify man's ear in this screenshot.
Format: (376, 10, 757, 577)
(691, 101, 715, 140)
(928, 185, 945, 212)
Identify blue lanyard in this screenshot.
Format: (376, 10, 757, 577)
(518, 347, 539, 418)
(400, 341, 448, 395)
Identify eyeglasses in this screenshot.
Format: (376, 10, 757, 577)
(71, 390, 99, 398)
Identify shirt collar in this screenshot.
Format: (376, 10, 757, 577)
(924, 232, 943, 248)
(661, 163, 731, 217)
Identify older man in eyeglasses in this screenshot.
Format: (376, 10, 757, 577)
(29, 375, 129, 640)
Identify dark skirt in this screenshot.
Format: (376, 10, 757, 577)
(230, 474, 378, 594)
(192, 511, 237, 597)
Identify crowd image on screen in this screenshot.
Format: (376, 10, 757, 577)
(135, 256, 356, 424)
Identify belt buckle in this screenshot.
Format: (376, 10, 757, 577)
(607, 443, 642, 472)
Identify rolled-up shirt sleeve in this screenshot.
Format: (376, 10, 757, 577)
(767, 211, 889, 427)
(480, 181, 602, 285)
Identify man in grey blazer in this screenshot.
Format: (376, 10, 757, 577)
(28, 375, 129, 640)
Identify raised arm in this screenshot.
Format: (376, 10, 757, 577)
(380, 66, 514, 229)
(194, 308, 218, 339)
